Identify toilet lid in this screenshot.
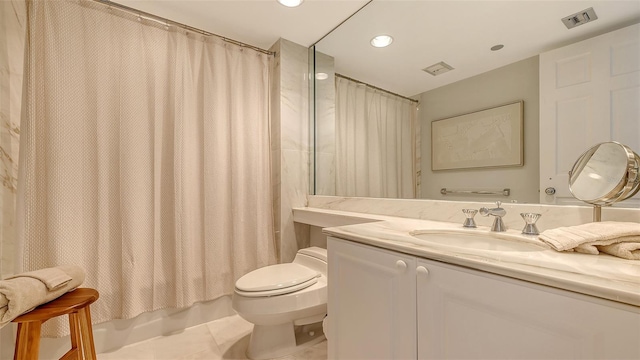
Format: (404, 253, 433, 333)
(235, 263, 319, 293)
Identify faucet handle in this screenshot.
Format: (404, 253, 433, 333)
(521, 213, 541, 235)
(462, 209, 478, 228)
(495, 201, 502, 208)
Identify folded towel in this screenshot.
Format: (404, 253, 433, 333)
(597, 242, 640, 260)
(539, 222, 640, 260)
(0, 265, 85, 328)
(5, 267, 72, 291)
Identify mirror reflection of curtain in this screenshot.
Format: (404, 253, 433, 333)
(335, 76, 418, 198)
(19, 0, 276, 336)
(0, 0, 25, 278)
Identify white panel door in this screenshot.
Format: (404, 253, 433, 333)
(540, 23, 640, 205)
(327, 237, 417, 360)
(416, 258, 640, 360)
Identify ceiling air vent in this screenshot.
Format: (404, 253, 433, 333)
(422, 61, 454, 76)
(562, 7, 598, 29)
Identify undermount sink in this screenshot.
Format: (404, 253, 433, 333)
(409, 229, 547, 252)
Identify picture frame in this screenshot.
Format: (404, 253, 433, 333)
(431, 101, 524, 171)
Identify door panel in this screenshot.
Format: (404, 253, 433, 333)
(540, 24, 640, 206)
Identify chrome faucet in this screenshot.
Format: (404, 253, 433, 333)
(479, 201, 507, 232)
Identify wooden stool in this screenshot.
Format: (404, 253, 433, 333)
(12, 288, 99, 360)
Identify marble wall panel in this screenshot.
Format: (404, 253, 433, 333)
(270, 41, 282, 152)
(314, 51, 335, 155)
(279, 148, 310, 262)
(269, 41, 282, 257)
(0, 0, 25, 278)
(280, 39, 310, 153)
(315, 152, 335, 195)
(271, 39, 311, 262)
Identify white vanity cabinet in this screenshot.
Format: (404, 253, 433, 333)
(328, 237, 417, 359)
(417, 258, 640, 359)
(328, 236, 640, 360)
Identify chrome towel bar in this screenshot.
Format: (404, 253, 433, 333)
(440, 188, 510, 196)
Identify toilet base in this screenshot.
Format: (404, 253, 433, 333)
(246, 321, 325, 360)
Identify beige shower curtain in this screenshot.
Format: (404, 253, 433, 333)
(335, 76, 418, 198)
(19, 0, 276, 335)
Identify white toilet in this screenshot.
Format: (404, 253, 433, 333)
(232, 247, 328, 360)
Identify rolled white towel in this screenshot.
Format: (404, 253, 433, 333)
(5, 267, 72, 291)
(0, 265, 85, 328)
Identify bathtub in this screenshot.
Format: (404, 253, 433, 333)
(0, 295, 234, 359)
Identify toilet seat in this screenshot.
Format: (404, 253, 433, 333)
(235, 263, 320, 297)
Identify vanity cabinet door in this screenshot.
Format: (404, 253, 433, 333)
(417, 258, 640, 360)
(328, 237, 417, 360)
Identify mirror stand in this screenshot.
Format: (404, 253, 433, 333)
(593, 205, 601, 222)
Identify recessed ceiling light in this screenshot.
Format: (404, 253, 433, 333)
(370, 35, 393, 48)
(277, 0, 303, 7)
(315, 72, 329, 80)
(491, 44, 504, 51)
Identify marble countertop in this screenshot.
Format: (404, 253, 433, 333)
(318, 214, 640, 307)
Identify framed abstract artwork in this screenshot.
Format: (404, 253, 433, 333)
(431, 101, 524, 171)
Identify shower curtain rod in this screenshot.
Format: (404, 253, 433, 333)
(336, 74, 419, 103)
(92, 0, 274, 56)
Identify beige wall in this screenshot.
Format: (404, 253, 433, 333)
(418, 56, 540, 204)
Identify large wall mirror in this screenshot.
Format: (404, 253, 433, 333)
(310, 0, 640, 206)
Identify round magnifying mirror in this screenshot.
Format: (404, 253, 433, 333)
(569, 142, 640, 220)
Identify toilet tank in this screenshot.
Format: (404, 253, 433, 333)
(293, 247, 327, 275)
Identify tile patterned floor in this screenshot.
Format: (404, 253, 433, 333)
(97, 315, 327, 360)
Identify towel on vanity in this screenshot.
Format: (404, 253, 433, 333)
(596, 243, 640, 261)
(539, 222, 640, 260)
(0, 265, 85, 328)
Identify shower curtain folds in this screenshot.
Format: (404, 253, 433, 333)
(19, 0, 276, 336)
(335, 76, 418, 198)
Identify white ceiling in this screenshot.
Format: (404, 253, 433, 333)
(315, 1, 640, 97)
(110, 1, 639, 97)
(112, 0, 370, 50)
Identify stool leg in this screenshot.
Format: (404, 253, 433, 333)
(14, 321, 41, 360)
(68, 312, 83, 360)
(13, 323, 27, 360)
(78, 307, 97, 360)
